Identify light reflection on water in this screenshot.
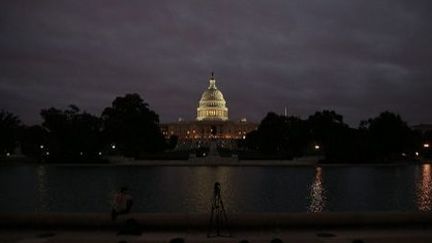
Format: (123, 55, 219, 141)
(182, 167, 224, 213)
(308, 167, 326, 213)
(416, 163, 432, 212)
(1, 164, 431, 212)
(36, 165, 49, 212)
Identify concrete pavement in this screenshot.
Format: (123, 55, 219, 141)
(2, 227, 432, 243)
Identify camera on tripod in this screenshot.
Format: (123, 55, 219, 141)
(207, 182, 231, 237)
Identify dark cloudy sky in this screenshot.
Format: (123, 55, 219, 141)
(1, 0, 431, 126)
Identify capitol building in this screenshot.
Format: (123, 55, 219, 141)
(160, 73, 257, 141)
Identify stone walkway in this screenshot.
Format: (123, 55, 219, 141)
(2, 228, 432, 243)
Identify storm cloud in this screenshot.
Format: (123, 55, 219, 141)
(1, 0, 431, 126)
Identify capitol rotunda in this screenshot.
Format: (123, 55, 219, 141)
(196, 73, 229, 121)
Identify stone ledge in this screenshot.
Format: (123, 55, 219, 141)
(1, 212, 432, 229)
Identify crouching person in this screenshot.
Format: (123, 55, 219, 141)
(111, 186, 133, 221)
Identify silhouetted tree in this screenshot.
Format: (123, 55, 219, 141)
(166, 135, 178, 150)
(422, 130, 432, 158)
(245, 130, 260, 150)
(308, 110, 347, 144)
(101, 94, 165, 157)
(245, 110, 422, 162)
(40, 105, 102, 161)
(285, 116, 310, 156)
(423, 130, 432, 144)
(0, 110, 21, 155)
(245, 112, 309, 156)
(360, 111, 417, 159)
(20, 125, 48, 158)
(255, 112, 289, 153)
(307, 110, 357, 161)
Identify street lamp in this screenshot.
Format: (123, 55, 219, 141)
(424, 143, 430, 148)
(111, 144, 116, 150)
(314, 145, 320, 150)
(40, 145, 44, 149)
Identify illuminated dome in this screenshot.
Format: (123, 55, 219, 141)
(196, 73, 229, 121)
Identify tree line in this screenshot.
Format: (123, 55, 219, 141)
(1, 94, 431, 163)
(0, 93, 169, 162)
(244, 110, 431, 162)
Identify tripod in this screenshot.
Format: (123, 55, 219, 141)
(207, 182, 231, 237)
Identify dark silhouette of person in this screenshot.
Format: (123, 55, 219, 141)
(270, 238, 283, 243)
(170, 238, 185, 243)
(111, 186, 133, 221)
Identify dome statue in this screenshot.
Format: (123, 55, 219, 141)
(196, 73, 229, 121)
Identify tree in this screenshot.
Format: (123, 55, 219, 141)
(254, 112, 289, 153)
(166, 135, 178, 150)
(40, 105, 103, 161)
(244, 130, 260, 150)
(361, 111, 417, 158)
(284, 116, 310, 156)
(0, 110, 21, 155)
(245, 112, 309, 156)
(307, 110, 347, 145)
(20, 125, 48, 158)
(423, 130, 432, 144)
(422, 130, 432, 158)
(101, 94, 165, 157)
(307, 110, 358, 161)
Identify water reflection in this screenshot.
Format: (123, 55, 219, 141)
(416, 164, 432, 212)
(184, 167, 215, 212)
(36, 165, 49, 212)
(309, 167, 326, 213)
(185, 167, 233, 213)
(1, 165, 427, 213)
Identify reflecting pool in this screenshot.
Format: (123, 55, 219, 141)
(0, 164, 431, 213)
